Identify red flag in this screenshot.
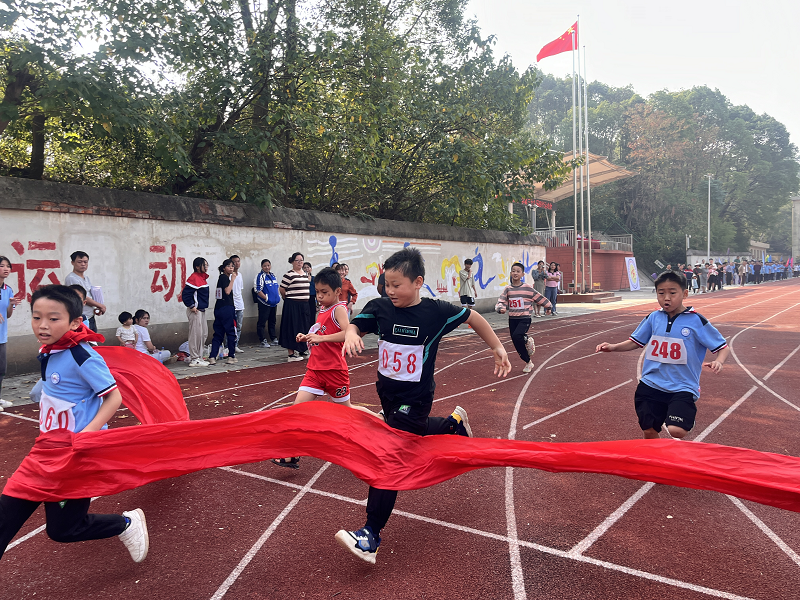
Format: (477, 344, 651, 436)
(536, 22, 578, 62)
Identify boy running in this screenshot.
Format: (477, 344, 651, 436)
(334, 247, 511, 564)
(0, 285, 148, 562)
(272, 268, 381, 469)
(595, 270, 729, 439)
(496, 262, 551, 373)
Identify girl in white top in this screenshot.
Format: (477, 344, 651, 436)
(133, 309, 171, 363)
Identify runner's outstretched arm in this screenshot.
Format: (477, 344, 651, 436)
(466, 311, 511, 377)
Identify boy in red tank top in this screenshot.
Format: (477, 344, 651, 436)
(272, 268, 381, 469)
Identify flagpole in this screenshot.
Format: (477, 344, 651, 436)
(577, 15, 585, 293)
(571, 27, 578, 295)
(583, 45, 593, 293)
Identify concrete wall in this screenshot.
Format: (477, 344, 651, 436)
(0, 177, 547, 374)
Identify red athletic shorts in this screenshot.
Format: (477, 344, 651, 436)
(299, 369, 350, 402)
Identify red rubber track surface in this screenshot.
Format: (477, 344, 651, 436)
(2, 281, 800, 599)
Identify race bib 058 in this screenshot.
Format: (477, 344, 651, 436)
(647, 335, 688, 365)
(378, 340, 423, 382)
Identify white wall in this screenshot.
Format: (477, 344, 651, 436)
(1, 208, 545, 342)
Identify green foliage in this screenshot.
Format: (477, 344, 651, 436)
(528, 74, 799, 265)
(1, 0, 570, 231)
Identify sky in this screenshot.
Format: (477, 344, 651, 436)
(465, 0, 800, 149)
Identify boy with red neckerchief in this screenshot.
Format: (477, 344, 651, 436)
(0, 284, 149, 562)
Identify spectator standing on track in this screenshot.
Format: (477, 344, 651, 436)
(682, 265, 696, 294)
(754, 261, 762, 284)
(337, 264, 358, 316)
(272, 267, 382, 470)
(725, 262, 734, 287)
(279, 252, 312, 362)
(181, 257, 210, 367)
(0, 255, 21, 409)
(334, 247, 511, 565)
(495, 262, 551, 373)
(544, 262, 561, 315)
(707, 263, 718, 292)
(532, 261, 547, 316)
(699, 263, 709, 293)
(132, 310, 171, 363)
(64, 251, 106, 333)
(254, 259, 280, 347)
(458, 258, 477, 310)
(738, 260, 747, 286)
(229, 255, 245, 354)
(0, 284, 148, 563)
(115, 312, 138, 348)
(304, 262, 317, 317)
(595, 270, 729, 440)
(208, 259, 238, 366)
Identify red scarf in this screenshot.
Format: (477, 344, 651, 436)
(39, 323, 105, 354)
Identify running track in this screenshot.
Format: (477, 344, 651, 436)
(2, 281, 799, 599)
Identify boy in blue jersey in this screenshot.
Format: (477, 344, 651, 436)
(595, 270, 729, 440)
(0, 285, 149, 562)
(334, 247, 511, 564)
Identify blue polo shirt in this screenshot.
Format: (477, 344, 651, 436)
(38, 343, 117, 433)
(0, 284, 13, 344)
(629, 307, 727, 399)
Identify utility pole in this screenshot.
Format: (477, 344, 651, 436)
(706, 174, 713, 261)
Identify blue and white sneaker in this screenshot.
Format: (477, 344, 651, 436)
(335, 526, 380, 564)
(451, 405, 472, 437)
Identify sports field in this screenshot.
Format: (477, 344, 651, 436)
(2, 280, 799, 600)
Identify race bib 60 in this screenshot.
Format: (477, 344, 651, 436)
(39, 391, 77, 433)
(647, 335, 688, 365)
(378, 340, 423, 382)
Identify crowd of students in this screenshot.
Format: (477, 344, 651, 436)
(672, 258, 797, 295)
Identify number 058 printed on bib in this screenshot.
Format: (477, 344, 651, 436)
(378, 340, 423, 382)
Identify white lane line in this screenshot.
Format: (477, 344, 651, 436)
(0, 411, 39, 423)
(568, 482, 655, 557)
(545, 352, 597, 370)
(209, 463, 331, 600)
(184, 373, 305, 399)
(693, 386, 757, 443)
(504, 322, 635, 600)
(522, 380, 633, 430)
(570, 384, 758, 558)
(565, 295, 800, 558)
(727, 495, 800, 568)
(219, 466, 755, 600)
(728, 301, 800, 412)
(432, 374, 528, 404)
(763, 342, 800, 381)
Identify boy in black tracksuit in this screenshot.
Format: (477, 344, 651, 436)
(334, 247, 511, 564)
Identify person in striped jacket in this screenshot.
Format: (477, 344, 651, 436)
(495, 262, 552, 373)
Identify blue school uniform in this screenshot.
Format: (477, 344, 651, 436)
(629, 307, 726, 399)
(38, 343, 118, 433)
(0, 284, 13, 344)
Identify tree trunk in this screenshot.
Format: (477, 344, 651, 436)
(24, 112, 46, 179)
(0, 66, 34, 136)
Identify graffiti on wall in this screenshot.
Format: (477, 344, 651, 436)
(149, 244, 187, 303)
(7, 240, 62, 301)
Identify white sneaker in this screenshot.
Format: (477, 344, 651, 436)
(287, 354, 304, 362)
(524, 335, 536, 357)
(261, 340, 271, 348)
(522, 361, 534, 373)
(189, 359, 210, 367)
(271, 338, 279, 344)
(119, 508, 149, 563)
(236, 346, 244, 353)
(0, 399, 13, 407)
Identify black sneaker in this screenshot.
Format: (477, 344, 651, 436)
(450, 405, 472, 437)
(335, 526, 380, 564)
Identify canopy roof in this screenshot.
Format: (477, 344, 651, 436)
(533, 152, 636, 204)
